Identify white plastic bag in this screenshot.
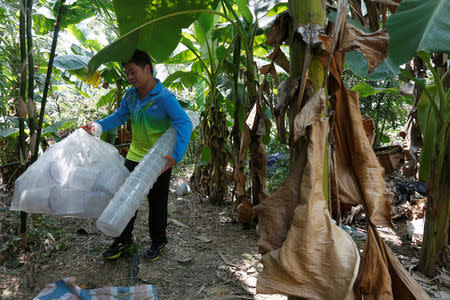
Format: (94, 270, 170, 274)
(11, 129, 129, 218)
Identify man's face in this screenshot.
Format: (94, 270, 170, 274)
(124, 62, 151, 89)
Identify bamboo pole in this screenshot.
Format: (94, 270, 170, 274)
(33, 0, 65, 161)
(19, 0, 28, 234)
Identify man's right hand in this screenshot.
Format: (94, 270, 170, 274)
(82, 122, 102, 137)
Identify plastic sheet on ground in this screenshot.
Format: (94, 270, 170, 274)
(11, 129, 130, 218)
(34, 276, 157, 300)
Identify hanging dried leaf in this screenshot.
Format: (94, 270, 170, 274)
(269, 66, 279, 87)
(246, 103, 266, 135)
(328, 57, 392, 227)
(293, 88, 326, 141)
(326, 40, 427, 298)
(354, 224, 392, 299)
(354, 223, 430, 299)
(255, 147, 307, 253)
(318, 31, 332, 53)
(267, 12, 290, 46)
(29, 133, 36, 159)
(17, 97, 28, 119)
(259, 79, 271, 97)
(27, 100, 36, 119)
(338, 23, 389, 73)
(362, 115, 375, 146)
(250, 135, 269, 203)
(275, 77, 300, 144)
(260, 64, 273, 75)
(237, 198, 254, 224)
(256, 120, 360, 300)
(267, 47, 290, 73)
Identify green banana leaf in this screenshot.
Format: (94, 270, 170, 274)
(88, 0, 210, 73)
(345, 51, 399, 80)
(33, 0, 97, 35)
(97, 89, 116, 108)
(54, 55, 102, 87)
(67, 24, 102, 52)
(267, 2, 288, 17)
(163, 71, 202, 90)
(236, 0, 253, 25)
(164, 50, 197, 64)
(54, 55, 90, 70)
(41, 118, 78, 136)
(0, 128, 19, 138)
(351, 83, 399, 97)
(386, 0, 450, 66)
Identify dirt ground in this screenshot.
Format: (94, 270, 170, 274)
(0, 169, 449, 299)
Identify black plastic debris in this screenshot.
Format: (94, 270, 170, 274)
(396, 181, 428, 204)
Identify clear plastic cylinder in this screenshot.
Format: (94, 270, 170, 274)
(96, 111, 199, 237)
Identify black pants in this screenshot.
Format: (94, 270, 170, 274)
(115, 159, 172, 245)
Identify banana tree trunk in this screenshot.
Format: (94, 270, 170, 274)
(419, 145, 450, 276)
(287, 0, 326, 164)
(286, 0, 326, 299)
(209, 104, 228, 204)
(246, 36, 267, 206)
(419, 55, 450, 276)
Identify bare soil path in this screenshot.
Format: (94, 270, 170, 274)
(0, 170, 448, 299)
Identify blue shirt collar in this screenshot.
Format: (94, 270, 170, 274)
(149, 78, 162, 95)
(131, 78, 162, 99)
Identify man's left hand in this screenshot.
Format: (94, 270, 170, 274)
(162, 155, 176, 173)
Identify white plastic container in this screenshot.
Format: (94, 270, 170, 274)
(96, 111, 199, 237)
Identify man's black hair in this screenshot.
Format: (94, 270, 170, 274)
(122, 49, 154, 74)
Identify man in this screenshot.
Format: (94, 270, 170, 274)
(85, 49, 192, 261)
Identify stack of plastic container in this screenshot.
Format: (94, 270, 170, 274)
(96, 111, 199, 237)
(11, 129, 130, 218)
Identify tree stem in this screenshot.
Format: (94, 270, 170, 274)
(33, 0, 65, 161)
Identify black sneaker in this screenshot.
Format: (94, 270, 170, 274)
(102, 242, 132, 261)
(143, 243, 166, 262)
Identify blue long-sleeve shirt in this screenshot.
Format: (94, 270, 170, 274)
(97, 79, 193, 163)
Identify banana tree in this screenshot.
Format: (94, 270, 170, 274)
(255, 0, 430, 298)
(175, 11, 232, 204)
(220, 0, 270, 218)
(386, 0, 450, 277)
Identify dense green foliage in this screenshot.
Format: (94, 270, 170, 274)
(344, 71, 409, 146)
